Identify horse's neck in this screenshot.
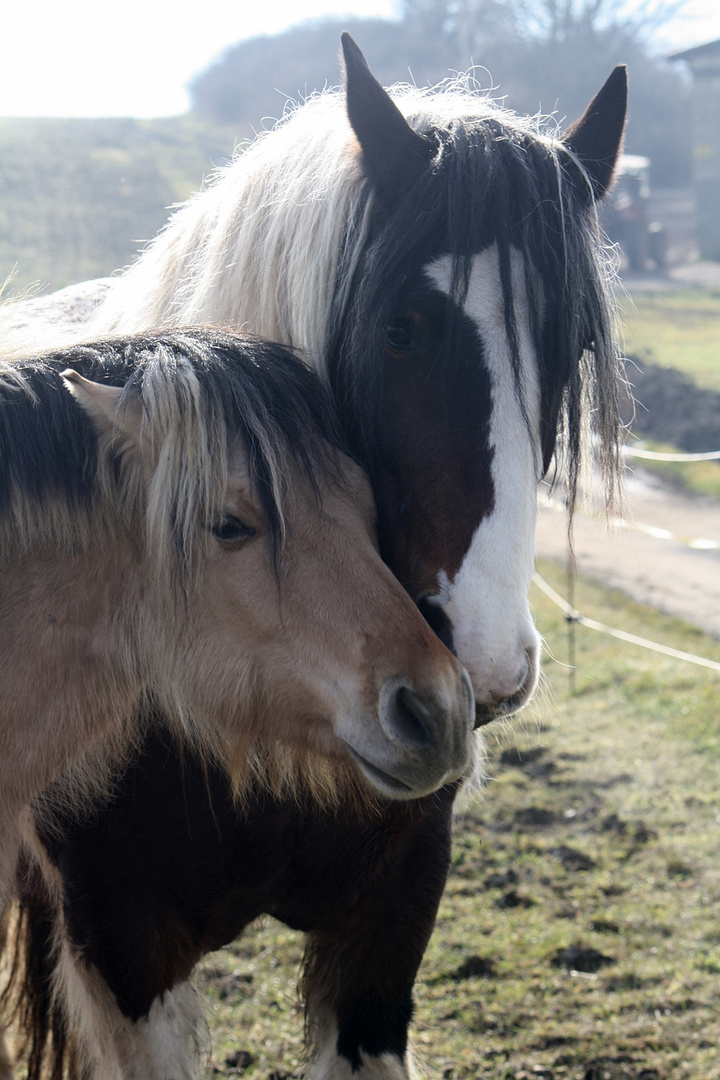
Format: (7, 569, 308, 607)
(6, 109, 364, 379)
(0, 542, 143, 815)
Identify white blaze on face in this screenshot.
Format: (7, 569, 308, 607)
(425, 246, 542, 710)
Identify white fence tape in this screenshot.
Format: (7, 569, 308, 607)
(533, 572, 720, 674)
(537, 448, 720, 674)
(623, 446, 720, 462)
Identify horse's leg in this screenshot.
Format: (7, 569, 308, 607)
(9, 847, 206, 1080)
(53, 938, 205, 1080)
(301, 785, 457, 1080)
(0, 817, 24, 1080)
(123, 985, 206, 1080)
(20, 730, 289, 1080)
(0, 910, 12, 1080)
(0, 1030, 12, 1080)
(0, 833, 121, 1080)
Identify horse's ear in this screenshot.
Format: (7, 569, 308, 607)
(62, 370, 143, 449)
(562, 65, 628, 202)
(341, 33, 434, 209)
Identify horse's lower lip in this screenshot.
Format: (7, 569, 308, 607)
(474, 694, 525, 729)
(344, 747, 415, 795)
(474, 705, 498, 729)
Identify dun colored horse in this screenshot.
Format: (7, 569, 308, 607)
(0, 324, 472, 925)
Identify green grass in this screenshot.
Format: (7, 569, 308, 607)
(0, 116, 238, 293)
(197, 559, 720, 1079)
(618, 290, 720, 394)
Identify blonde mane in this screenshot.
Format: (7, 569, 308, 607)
(94, 83, 568, 366)
(97, 91, 375, 362)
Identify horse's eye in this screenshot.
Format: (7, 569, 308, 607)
(385, 320, 414, 351)
(210, 516, 256, 545)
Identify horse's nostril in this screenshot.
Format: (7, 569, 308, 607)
(384, 685, 435, 748)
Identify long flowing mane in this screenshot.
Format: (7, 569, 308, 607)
(96, 80, 623, 507)
(0, 328, 344, 571)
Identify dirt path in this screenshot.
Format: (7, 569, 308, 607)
(533, 262, 720, 639)
(535, 470, 720, 639)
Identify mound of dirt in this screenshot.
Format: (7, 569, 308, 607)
(623, 359, 720, 453)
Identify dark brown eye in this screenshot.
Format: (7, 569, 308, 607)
(210, 516, 256, 544)
(385, 320, 414, 351)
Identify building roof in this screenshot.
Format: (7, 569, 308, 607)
(669, 38, 720, 63)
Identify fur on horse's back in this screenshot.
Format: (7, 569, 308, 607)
(1, 278, 113, 357)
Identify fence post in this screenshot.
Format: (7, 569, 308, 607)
(566, 503, 576, 696)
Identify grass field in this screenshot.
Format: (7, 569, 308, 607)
(619, 290, 720, 394)
(196, 558, 720, 1080)
(0, 117, 237, 293)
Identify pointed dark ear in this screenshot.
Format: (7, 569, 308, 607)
(341, 32, 435, 209)
(563, 65, 628, 202)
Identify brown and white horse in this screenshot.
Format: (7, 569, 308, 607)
(1, 36, 627, 1080)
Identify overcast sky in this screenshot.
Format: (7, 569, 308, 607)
(2, 0, 719, 118)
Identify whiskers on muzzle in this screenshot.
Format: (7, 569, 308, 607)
(471, 641, 541, 728)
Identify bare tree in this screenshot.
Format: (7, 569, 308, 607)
(401, 0, 684, 69)
(513, 0, 684, 44)
(401, 0, 522, 73)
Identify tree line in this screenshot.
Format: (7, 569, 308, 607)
(190, 0, 694, 188)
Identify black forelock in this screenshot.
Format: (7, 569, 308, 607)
(172, 329, 350, 552)
(0, 356, 102, 522)
(330, 105, 621, 496)
(0, 328, 347, 554)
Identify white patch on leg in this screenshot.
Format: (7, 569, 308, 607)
(425, 246, 542, 710)
(0, 1028, 14, 1080)
(129, 985, 207, 1080)
(54, 934, 205, 1080)
(305, 1013, 419, 1080)
(53, 935, 127, 1080)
